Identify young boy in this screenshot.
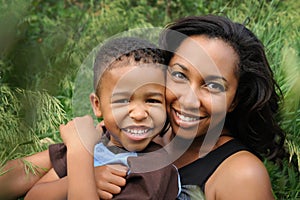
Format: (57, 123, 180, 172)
(24, 37, 180, 199)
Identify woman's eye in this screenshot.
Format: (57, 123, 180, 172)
(169, 70, 187, 81)
(204, 82, 225, 93)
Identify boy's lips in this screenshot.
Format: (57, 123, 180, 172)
(122, 126, 153, 140)
(171, 108, 207, 128)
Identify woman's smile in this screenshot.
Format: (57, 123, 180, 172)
(171, 107, 208, 128)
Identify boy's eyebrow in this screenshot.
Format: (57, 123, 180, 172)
(111, 91, 131, 97)
(146, 92, 165, 97)
(112, 91, 164, 97)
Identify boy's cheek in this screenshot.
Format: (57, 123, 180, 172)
(150, 107, 167, 125)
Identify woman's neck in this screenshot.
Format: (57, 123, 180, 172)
(167, 130, 233, 169)
(167, 134, 205, 169)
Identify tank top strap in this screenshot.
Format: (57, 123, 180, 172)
(178, 139, 251, 192)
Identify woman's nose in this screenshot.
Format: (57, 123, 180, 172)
(129, 104, 148, 121)
(179, 87, 201, 110)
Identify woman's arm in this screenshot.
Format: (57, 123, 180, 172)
(61, 115, 101, 200)
(24, 168, 67, 200)
(0, 150, 51, 200)
(67, 140, 98, 200)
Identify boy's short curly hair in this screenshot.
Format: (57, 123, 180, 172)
(93, 37, 166, 92)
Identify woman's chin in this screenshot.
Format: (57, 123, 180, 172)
(171, 126, 198, 140)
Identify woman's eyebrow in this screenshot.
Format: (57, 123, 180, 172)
(171, 63, 189, 71)
(172, 63, 227, 82)
(205, 75, 227, 82)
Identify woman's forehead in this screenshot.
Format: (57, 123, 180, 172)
(172, 35, 239, 77)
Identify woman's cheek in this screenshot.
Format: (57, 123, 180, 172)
(165, 82, 186, 104)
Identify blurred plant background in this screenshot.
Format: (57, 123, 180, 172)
(0, 0, 299, 199)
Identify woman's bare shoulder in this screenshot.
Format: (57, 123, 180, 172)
(221, 150, 268, 177)
(205, 150, 274, 200)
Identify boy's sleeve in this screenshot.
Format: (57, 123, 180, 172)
(48, 143, 67, 178)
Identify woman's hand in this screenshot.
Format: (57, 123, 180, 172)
(94, 164, 128, 199)
(60, 115, 102, 154)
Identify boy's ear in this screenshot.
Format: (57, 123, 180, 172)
(90, 93, 102, 118)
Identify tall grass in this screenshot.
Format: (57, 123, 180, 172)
(0, 85, 66, 161)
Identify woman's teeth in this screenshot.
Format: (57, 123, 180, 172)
(176, 112, 198, 122)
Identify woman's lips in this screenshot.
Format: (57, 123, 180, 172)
(171, 108, 207, 129)
(176, 111, 199, 122)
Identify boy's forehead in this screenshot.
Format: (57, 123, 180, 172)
(106, 64, 165, 92)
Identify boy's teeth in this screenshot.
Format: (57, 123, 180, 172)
(125, 128, 148, 135)
(176, 112, 198, 122)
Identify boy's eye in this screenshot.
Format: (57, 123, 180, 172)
(112, 99, 130, 104)
(146, 98, 162, 104)
(203, 82, 225, 93)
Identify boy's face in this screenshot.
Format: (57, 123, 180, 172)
(92, 64, 166, 152)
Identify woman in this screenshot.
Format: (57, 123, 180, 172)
(0, 15, 284, 200)
(95, 15, 285, 199)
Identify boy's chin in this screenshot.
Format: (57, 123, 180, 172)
(124, 143, 150, 152)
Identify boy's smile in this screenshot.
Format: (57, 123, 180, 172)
(122, 126, 154, 140)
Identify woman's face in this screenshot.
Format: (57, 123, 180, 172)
(166, 35, 239, 140)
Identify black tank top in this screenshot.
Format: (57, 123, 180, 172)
(178, 139, 251, 192)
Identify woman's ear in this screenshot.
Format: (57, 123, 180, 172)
(228, 98, 238, 112)
(90, 93, 102, 118)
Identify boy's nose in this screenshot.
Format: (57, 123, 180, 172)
(129, 104, 148, 121)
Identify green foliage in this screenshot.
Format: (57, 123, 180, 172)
(0, 0, 299, 198)
(0, 85, 66, 163)
(280, 46, 300, 171)
(266, 159, 300, 199)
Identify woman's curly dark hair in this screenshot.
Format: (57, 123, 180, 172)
(159, 15, 285, 159)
